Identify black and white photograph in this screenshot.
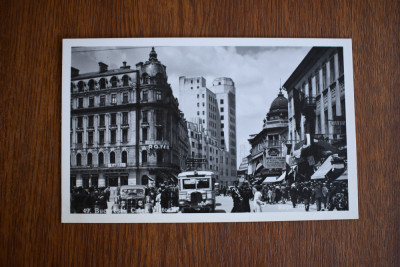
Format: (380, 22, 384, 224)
(62, 38, 358, 223)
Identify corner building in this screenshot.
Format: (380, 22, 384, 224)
(70, 48, 189, 194)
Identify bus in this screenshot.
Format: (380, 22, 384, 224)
(177, 171, 216, 213)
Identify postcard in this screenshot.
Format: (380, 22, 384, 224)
(62, 38, 358, 223)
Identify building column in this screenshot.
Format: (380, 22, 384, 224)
(76, 174, 83, 187)
(327, 87, 333, 136)
(98, 173, 106, 187)
(118, 176, 121, 186)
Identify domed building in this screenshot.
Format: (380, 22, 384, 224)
(248, 88, 289, 183)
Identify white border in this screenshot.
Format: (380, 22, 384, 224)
(62, 38, 358, 223)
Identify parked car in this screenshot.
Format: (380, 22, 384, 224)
(112, 185, 151, 214)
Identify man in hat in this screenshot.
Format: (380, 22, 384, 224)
(230, 180, 243, 213)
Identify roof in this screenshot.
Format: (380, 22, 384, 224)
(71, 68, 137, 81)
(283, 47, 327, 91)
(178, 171, 214, 177)
(269, 91, 288, 112)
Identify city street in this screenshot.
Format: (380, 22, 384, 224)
(104, 195, 322, 214)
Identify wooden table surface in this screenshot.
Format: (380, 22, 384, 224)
(1, 0, 398, 266)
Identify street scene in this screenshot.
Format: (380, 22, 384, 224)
(68, 43, 350, 217)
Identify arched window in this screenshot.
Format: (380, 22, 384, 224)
(110, 76, 118, 88)
(88, 79, 95, 91)
(155, 73, 163, 84)
(110, 151, 115, 164)
(156, 150, 163, 163)
(121, 151, 127, 164)
(142, 150, 147, 163)
(77, 81, 84, 92)
(99, 78, 106, 89)
(98, 152, 104, 166)
(76, 153, 81, 166)
(87, 153, 92, 165)
(122, 75, 129, 86)
(142, 73, 149, 85)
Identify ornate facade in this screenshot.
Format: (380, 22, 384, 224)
(70, 48, 189, 193)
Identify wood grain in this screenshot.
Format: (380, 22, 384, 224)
(1, 0, 399, 266)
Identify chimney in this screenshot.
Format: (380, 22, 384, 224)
(98, 62, 108, 73)
(120, 61, 131, 69)
(71, 67, 79, 77)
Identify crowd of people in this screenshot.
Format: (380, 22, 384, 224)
(229, 180, 348, 212)
(70, 186, 110, 213)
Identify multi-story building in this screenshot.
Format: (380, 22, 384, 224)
(248, 89, 289, 181)
(179, 76, 237, 185)
(70, 48, 189, 193)
(283, 47, 346, 181)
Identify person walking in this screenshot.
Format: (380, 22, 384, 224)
(230, 181, 243, 213)
(322, 183, 329, 210)
(239, 181, 253, 212)
(253, 185, 264, 212)
(302, 182, 312, 211)
(314, 182, 323, 211)
(290, 183, 298, 208)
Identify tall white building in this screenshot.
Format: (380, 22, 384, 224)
(179, 76, 237, 185)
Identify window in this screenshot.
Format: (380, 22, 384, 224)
(220, 107, 224, 112)
(110, 113, 117, 125)
(191, 80, 193, 84)
(110, 77, 118, 88)
(76, 154, 81, 166)
(123, 92, 128, 103)
(197, 94, 199, 98)
(315, 70, 320, 94)
(122, 75, 129, 86)
(330, 57, 335, 83)
(221, 123, 224, 128)
(99, 131, 104, 144)
(98, 152, 104, 165)
(121, 151, 127, 164)
(221, 131, 224, 136)
(322, 64, 327, 89)
(202, 111, 205, 115)
(110, 130, 116, 144)
(142, 111, 148, 123)
(220, 99, 224, 104)
(197, 103, 199, 107)
(192, 142, 195, 148)
(142, 91, 148, 102)
(88, 132, 93, 145)
(78, 98, 83, 108)
(197, 79, 199, 83)
(110, 151, 115, 163)
(88, 80, 95, 91)
(122, 129, 128, 143)
(77, 81, 84, 92)
(77, 132, 82, 144)
(155, 111, 163, 124)
(142, 128, 148, 141)
(338, 49, 344, 75)
(202, 102, 205, 106)
(99, 78, 106, 89)
(122, 112, 128, 124)
(142, 150, 147, 163)
(77, 117, 83, 128)
(202, 94, 204, 98)
(220, 115, 224, 120)
(156, 91, 162, 101)
(99, 114, 105, 126)
(111, 94, 117, 104)
(156, 150, 163, 163)
(197, 111, 200, 115)
(88, 116, 94, 127)
(89, 97, 94, 107)
(87, 153, 92, 165)
(156, 127, 163, 140)
(100, 95, 105, 106)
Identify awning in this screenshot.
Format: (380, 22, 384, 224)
(276, 171, 286, 182)
(336, 169, 348, 180)
(311, 156, 333, 179)
(262, 176, 279, 184)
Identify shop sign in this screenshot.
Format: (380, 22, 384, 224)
(108, 163, 127, 168)
(145, 140, 170, 150)
(265, 157, 285, 169)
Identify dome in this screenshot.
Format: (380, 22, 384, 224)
(269, 90, 288, 113)
(142, 47, 167, 78)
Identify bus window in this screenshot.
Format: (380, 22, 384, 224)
(182, 179, 196, 190)
(197, 178, 210, 189)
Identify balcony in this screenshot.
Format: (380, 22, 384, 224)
(302, 96, 316, 114)
(109, 124, 118, 129)
(121, 123, 129, 129)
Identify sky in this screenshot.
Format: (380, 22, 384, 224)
(71, 46, 311, 167)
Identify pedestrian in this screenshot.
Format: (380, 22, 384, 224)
(290, 183, 298, 208)
(267, 187, 273, 204)
(160, 184, 170, 213)
(239, 181, 253, 212)
(253, 185, 264, 212)
(302, 182, 312, 211)
(230, 181, 243, 213)
(314, 182, 323, 211)
(322, 182, 329, 210)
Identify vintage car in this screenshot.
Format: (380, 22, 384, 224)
(112, 185, 151, 214)
(177, 171, 216, 213)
